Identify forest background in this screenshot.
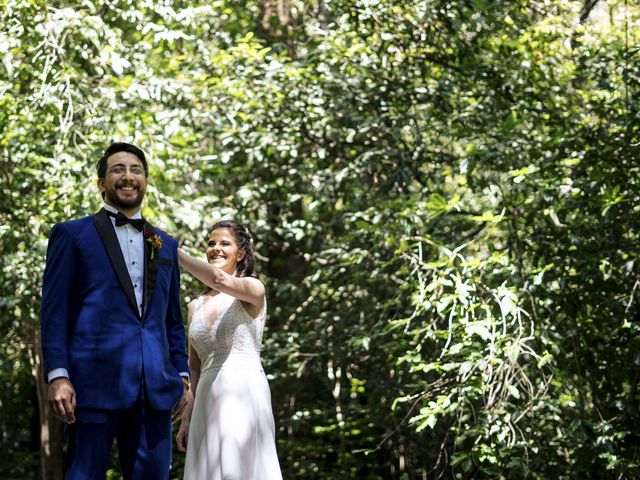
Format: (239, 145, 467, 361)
(1, 0, 639, 479)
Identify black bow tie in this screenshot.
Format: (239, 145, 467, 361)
(107, 210, 145, 232)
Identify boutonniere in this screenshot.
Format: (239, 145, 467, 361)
(144, 231, 163, 259)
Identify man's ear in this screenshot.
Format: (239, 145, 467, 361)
(97, 178, 105, 193)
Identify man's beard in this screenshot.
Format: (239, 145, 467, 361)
(104, 187, 144, 210)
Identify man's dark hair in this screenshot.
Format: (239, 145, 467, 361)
(96, 142, 148, 179)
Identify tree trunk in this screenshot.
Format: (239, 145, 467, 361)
(580, 0, 600, 23)
(29, 327, 64, 480)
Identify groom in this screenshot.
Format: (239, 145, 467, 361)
(40, 142, 189, 479)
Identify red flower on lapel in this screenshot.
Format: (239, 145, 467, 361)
(144, 230, 163, 259)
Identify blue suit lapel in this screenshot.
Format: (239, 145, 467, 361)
(142, 221, 158, 317)
(93, 208, 141, 318)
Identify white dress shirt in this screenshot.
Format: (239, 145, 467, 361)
(104, 204, 145, 315)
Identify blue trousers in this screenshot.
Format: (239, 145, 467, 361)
(64, 388, 172, 480)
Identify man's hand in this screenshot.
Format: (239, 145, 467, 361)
(48, 378, 76, 424)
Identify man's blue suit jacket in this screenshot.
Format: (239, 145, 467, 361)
(40, 208, 189, 412)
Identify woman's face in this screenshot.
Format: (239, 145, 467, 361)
(206, 228, 245, 275)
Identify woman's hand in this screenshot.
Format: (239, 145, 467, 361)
(176, 389, 194, 452)
(176, 415, 190, 452)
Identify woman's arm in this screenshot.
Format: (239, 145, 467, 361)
(185, 300, 202, 396)
(188, 344, 201, 396)
(177, 304, 201, 452)
(178, 249, 265, 307)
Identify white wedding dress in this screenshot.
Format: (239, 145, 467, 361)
(183, 293, 282, 480)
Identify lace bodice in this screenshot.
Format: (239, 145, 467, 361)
(188, 293, 266, 370)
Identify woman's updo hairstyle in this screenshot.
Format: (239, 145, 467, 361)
(211, 220, 257, 278)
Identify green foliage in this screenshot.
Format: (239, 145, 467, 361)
(1, 0, 639, 478)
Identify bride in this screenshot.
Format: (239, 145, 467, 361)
(176, 220, 282, 480)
